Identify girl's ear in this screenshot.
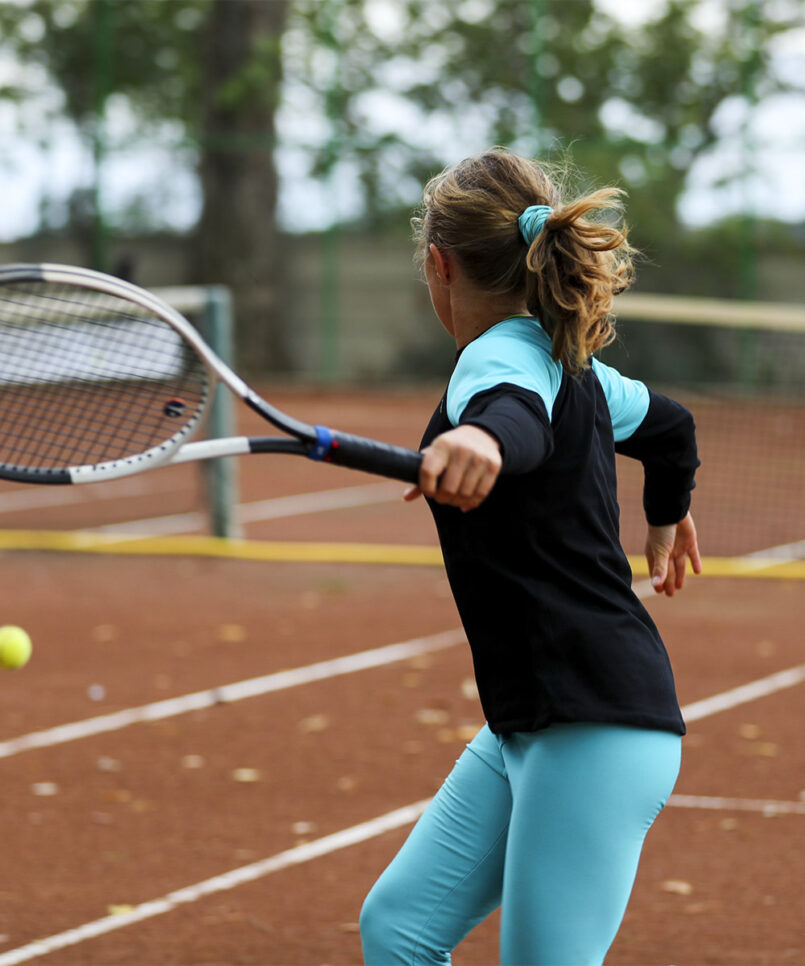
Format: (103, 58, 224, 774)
(429, 243, 451, 285)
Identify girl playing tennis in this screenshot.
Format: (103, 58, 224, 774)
(360, 149, 701, 966)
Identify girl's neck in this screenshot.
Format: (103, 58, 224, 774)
(451, 290, 531, 348)
(426, 244, 530, 348)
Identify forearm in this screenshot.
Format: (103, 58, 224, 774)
(458, 384, 554, 475)
(615, 390, 699, 525)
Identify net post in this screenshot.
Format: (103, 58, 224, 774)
(201, 286, 241, 539)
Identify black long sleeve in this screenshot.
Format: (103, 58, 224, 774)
(615, 389, 700, 526)
(458, 383, 554, 475)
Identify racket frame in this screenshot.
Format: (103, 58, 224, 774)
(0, 263, 421, 486)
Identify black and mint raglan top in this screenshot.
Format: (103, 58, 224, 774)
(421, 316, 699, 736)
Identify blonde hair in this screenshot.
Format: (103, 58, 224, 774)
(412, 149, 636, 374)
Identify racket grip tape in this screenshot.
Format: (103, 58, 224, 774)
(311, 426, 422, 484)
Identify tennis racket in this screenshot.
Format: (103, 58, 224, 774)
(0, 263, 423, 485)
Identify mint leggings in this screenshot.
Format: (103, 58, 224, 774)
(360, 722, 681, 966)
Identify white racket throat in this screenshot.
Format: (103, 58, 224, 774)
(0, 262, 423, 487)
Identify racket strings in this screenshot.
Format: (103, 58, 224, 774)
(2, 380, 172, 466)
(0, 282, 209, 470)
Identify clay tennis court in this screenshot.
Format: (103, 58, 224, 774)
(0, 387, 802, 965)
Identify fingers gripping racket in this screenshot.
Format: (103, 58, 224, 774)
(0, 263, 423, 485)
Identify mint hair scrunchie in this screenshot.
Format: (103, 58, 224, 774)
(518, 204, 554, 245)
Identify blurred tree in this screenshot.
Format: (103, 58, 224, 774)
(0, 0, 801, 364)
(288, 0, 800, 255)
(195, 0, 290, 366)
(0, 0, 289, 366)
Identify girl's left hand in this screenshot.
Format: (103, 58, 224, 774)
(405, 425, 502, 512)
(644, 512, 702, 596)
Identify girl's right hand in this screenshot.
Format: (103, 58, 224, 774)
(404, 425, 502, 512)
(644, 512, 702, 596)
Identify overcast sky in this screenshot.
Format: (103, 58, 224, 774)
(1, 0, 803, 241)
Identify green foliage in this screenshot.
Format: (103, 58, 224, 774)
(215, 33, 284, 115)
(283, 0, 798, 245)
(0, 0, 210, 126)
(0, 0, 801, 256)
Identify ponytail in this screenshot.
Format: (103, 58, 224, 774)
(413, 150, 637, 374)
(523, 188, 635, 373)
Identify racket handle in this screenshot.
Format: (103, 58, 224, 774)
(312, 427, 422, 484)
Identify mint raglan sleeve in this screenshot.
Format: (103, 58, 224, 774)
(446, 327, 560, 475)
(593, 358, 700, 526)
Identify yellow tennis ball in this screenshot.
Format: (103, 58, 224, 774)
(0, 626, 32, 670)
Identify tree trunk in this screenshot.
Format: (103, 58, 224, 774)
(194, 0, 290, 373)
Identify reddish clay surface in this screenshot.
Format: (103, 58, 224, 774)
(0, 388, 802, 965)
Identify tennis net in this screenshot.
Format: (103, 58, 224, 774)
(605, 293, 805, 559)
(158, 285, 238, 539)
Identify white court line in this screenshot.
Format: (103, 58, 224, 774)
(83, 509, 206, 537)
(1, 647, 801, 764)
(0, 566, 802, 961)
(741, 539, 805, 563)
(0, 475, 180, 515)
(83, 481, 403, 537)
(668, 795, 805, 816)
(681, 665, 805, 722)
(2, 665, 804, 966)
(0, 629, 465, 760)
(0, 795, 801, 966)
(0, 799, 432, 966)
(236, 481, 404, 524)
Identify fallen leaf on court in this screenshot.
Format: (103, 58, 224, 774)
(31, 782, 59, 797)
(299, 591, 321, 610)
(719, 818, 739, 831)
(96, 756, 122, 773)
(291, 821, 317, 835)
(660, 880, 693, 896)
(297, 714, 331, 734)
(181, 754, 205, 769)
(218, 623, 247, 643)
(415, 708, 449, 726)
(742, 741, 779, 757)
(107, 905, 135, 916)
(336, 776, 357, 792)
(684, 902, 710, 915)
(231, 768, 262, 783)
(738, 723, 762, 740)
(92, 624, 118, 643)
(105, 789, 133, 804)
(437, 724, 483, 743)
(460, 677, 479, 700)
(130, 798, 151, 813)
